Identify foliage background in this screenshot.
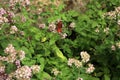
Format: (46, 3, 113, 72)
(0, 0, 120, 80)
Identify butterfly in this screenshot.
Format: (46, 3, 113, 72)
(56, 21, 62, 33)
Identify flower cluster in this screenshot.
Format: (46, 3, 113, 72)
(118, 20, 120, 26)
(10, 25, 24, 35)
(69, 22, 76, 28)
(0, 8, 8, 24)
(14, 66, 32, 80)
(86, 63, 95, 74)
(115, 6, 120, 15)
(51, 68, 60, 76)
(80, 51, 90, 63)
(103, 27, 109, 34)
(0, 65, 11, 80)
(0, 44, 25, 63)
(76, 77, 83, 80)
(0, 8, 6, 16)
(38, 23, 46, 29)
(0, 8, 15, 25)
(31, 65, 40, 74)
(0, 44, 40, 80)
(11, 65, 40, 80)
(15, 60, 21, 68)
(9, 0, 30, 7)
(10, 25, 18, 34)
(59, 33, 67, 39)
(95, 28, 99, 33)
(104, 6, 120, 19)
(116, 42, 120, 48)
(68, 58, 82, 68)
(110, 42, 120, 51)
(0, 65, 5, 73)
(111, 45, 116, 51)
(48, 22, 56, 33)
(68, 51, 95, 76)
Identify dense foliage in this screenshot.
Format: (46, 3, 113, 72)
(0, 0, 120, 80)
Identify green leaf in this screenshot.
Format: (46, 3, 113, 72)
(80, 74, 100, 80)
(52, 44, 67, 61)
(37, 57, 45, 71)
(5, 63, 16, 74)
(104, 74, 110, 80)
(22, 57, 36, 66)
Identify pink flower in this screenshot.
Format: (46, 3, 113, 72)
(4, 44, 16, 54)
(15, 66, 32, 79)
(0, 8, 6, 16)
(38, 23, 46, 29)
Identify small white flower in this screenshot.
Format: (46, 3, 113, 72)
(116, 42, 120, 48)
(15, 66, 32, 79)
(68, 58, 82, 68)
(69, 22, 75, 28)
(4, 44, 16, 54)
(10, 25, 18, 34)
(0, 8, 6, 16)
(48, 22, 56, 32)
(76, 77, 83, 80)
(86, 63, 95, 74)
(18, 50, 25, 60)
(117, 20, 120, 26)
(31, 65, 40, 74)
(104, 27, 109, 34)
(111, 45, 116, 50)
(0, 65, 5, 73)
(60, 33, 67, 39)
(68, 58, 75, 66)
(115, 6, 120, 14)
(80, 51, 90, 63)
(51, 68, 60, 76)
(95, 28, 99, 33)
(20, 31, 25, 35)
(38, 23, 46, 29)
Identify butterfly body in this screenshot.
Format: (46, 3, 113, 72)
(56, 21, 62, 33)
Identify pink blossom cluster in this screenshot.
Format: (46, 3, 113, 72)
(0, 8, 15, 25)
(80, 51, 90, 63)
(0, 8, 6, 16)
(48, 22, 56, 33)
(104, 6, 120, 19)
(9, 0, 30, 7)
(76, 77, 83, 80)
(0, 44, 25, 63)
(69, 22, 76, 28)
(86, 63, 95, 74)
(51, 68, 60, 76)
(14, 66, 32, 80)
(0, 65, 5, 73)
(0, 8, 8, 24)
(68, 58, 82, 68)
(0, 65, 11, 80)
(0, 44, 40, 80)
(10, 25, 18, 34)
(31, 65, 40, 74)
(14, 65, 40, 80)
(68, 51, 95, 75)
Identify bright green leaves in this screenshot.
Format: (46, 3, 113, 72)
(22, 57, 36, 66)
(52, 44, 67, 61)
(80, 74, 100, 80)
